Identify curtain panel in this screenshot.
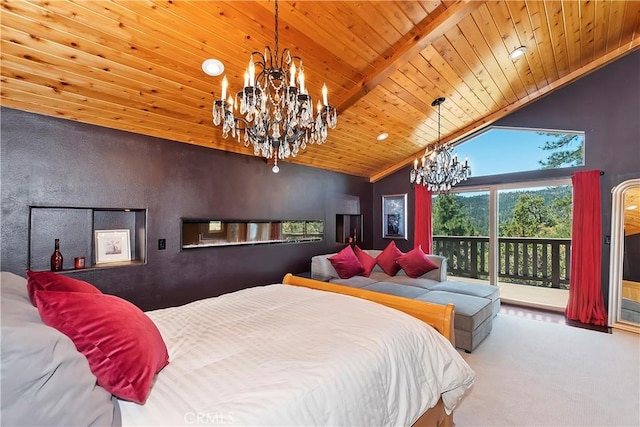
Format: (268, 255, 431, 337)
(565, 170, 608, 326)
(414, 186, 433, 253)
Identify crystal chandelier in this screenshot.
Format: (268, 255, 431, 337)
(409, 97, 471, 191)
(211, 0, 337, 173)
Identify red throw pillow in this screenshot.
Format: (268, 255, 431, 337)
(26, 270, 102, 306)
(353, 246, 377, 277)
(35, 290, 169, 404)
(396, 245, 439, 278)
(328, 245, 365, 279)
(376, 241, 404, 276)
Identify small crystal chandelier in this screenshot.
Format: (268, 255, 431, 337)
(210, 0, 337, 173)
(410, 97, 470, 191)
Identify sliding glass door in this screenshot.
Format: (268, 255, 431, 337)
(431, 178, 572, 309)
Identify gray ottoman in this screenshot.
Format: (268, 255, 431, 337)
(431, 281, 501, 318)
(416, 291, 493, 352)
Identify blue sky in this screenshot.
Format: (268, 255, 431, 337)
(451, 128, 583, 177)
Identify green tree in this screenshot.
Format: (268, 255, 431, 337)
(432, 194, 478, 236)
(538, 132, 583, 168)
(502, 194, 556, 237)
(549, 193, 572, 238)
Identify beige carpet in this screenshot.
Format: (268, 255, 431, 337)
(454, 313, 640, 427)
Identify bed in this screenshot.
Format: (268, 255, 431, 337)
(1, 271, 475, 426)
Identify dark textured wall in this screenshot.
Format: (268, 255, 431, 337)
(373, 51, 640, 305)
(1, 109, 372, 310)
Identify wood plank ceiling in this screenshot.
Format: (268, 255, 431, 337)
(1, 1, 639, 181)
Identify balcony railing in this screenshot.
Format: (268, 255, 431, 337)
(433, 236, 571, 289)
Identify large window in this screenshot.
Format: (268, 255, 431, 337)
(432, 179, 572, 290)
(452, 127, 584, 178)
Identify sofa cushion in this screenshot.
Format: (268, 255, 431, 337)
(329, 276, 379, 288)
(385, 275, 441, 290)
(416, 291, 492, 333)
(431, 281, 500, 303)
(363, 282, 430, 299)
(353, 245, 377, 277)
(376, 241, 403, 276)
(328, 246, 364, 279)
(432, 281, 501, 318)
(396, 246, 438, 278)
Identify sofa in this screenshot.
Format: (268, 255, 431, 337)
(311, 246, 500, 352)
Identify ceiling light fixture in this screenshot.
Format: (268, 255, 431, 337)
(626, 205, 638, 210)
(409, 97, 470, 192)
(509, 46, 527, 60)
(377, 132, 389, 141)
(202, 59, 224, 76)
(209, 0, 337, 173)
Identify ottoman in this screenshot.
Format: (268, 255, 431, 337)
(431, 281, 501, 318)
(416, 291, 493, 352)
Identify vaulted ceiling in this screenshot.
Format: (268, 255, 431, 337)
(1, 1, 639, 181)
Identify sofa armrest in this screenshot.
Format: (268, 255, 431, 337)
(423, 255, 448, 282)
(311, 253, 339, 281)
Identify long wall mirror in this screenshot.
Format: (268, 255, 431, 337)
(608, 178, 640, 333)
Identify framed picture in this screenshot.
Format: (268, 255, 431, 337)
(382, 194, 408, 239)
(95, 229, 131, 264)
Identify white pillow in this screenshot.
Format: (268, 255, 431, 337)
(0, 272, 120, 426)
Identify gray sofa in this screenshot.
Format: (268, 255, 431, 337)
(311, 249, 500, 352)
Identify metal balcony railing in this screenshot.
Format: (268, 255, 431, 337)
(433, 236, 571, 289)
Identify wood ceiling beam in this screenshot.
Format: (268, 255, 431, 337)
(369, 39, 640, 183)
(334, 0, 483, 114)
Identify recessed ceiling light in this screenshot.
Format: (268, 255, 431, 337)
(626, 205, 638, 210)
(202, 59, 224, 76)
(509, 46, 527, 60)
(377, 132, 388, 141)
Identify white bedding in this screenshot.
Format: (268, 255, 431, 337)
(118, 284, 475, 426)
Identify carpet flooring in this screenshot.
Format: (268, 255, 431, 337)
(453, 311, 640, 427)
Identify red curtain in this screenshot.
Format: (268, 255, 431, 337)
(565, 170, 608, 326)
(414, 185, 433, 253)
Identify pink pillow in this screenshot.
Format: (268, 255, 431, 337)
(26, 270, 102, 306)
(396, 245, 438, 278)
(328, 245, 365, 279)
(353, 246, 377, 277)
(35, 290, 169, 404)
(376, 241, 404, 276)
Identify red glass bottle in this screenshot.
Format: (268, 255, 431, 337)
(50, 239, 63, 271)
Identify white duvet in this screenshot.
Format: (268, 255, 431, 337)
(118, 284, 474, 426)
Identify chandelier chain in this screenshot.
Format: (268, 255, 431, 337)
(274, 0, 278, 56)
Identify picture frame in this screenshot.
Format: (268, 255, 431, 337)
(95, 229, 131, 264)
(382, 194, 408, 239)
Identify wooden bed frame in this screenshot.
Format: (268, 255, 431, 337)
(282, 274, 456, 427)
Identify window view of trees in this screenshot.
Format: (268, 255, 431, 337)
(433, 187, 572, 239)
(452, 127, 584, 178)
(282, 220, 324, 239)
(430, 127, 580, 291)
(432, 186, 572, 289)
(538, 132, 584, 169)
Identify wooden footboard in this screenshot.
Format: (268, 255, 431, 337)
(412, 398, 453, 427)
(282, 273, 455, 345)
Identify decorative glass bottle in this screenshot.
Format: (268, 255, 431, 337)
(50, 239, 63, 271)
